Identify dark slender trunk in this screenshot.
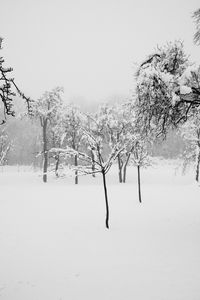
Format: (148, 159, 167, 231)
(122, 165, 126, 183)
(117, 154, 122, 183)
(75, 154, 78, 184)
(91, 150, 95, 177)
(55, 154, 60, 177)
(196, 148, 200, 182)
(137, 165, 142, 203)
(122, 153, 131, 183)
(102, 170, 109, 229)
(43, 119, 48, 183)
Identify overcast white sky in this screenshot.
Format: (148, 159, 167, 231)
(0, 0, 199, 105)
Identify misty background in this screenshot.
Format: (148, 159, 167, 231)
(0, 0, 199, 166)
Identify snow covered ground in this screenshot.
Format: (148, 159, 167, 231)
(0, 160, 200, 300)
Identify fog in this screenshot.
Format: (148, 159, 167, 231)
(0, 0, 199, 104)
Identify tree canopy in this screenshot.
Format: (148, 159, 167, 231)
(193, 8, 200, 45)
(135, 41, 200, 136)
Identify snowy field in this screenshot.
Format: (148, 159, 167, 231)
(0, 160, 200, 300)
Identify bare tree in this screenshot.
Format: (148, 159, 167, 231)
(34, 87, 63, 182)
(52, 128, 123, 229)
(49, 124, 63, 177)
(58, 104, 85, 184)
(94, 103, 135, 183)
(75, 130, 123, 229)
(0, 38, 33, 123)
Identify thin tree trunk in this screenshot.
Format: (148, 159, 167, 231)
(43, 119, 48, 183)
(75, 154, 78, 184)
(55, 154, 60, 177)
(195, 148, 200, 182)
(122, 164, 126, 183)
(122, 153, 131, 183)
(117, 154, 122, 183)
(102, 170, 109, 229)
(91, 150, 95, 177)
(137, 165, 142, 203)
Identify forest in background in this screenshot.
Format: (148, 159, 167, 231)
(0, 96, 186, 168)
